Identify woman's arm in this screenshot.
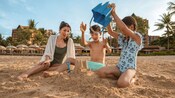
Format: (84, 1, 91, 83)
(110, 4, 141, 45)
(67, 38, 76, 59)
(45, 55, 51, 61)
(42, 35, 53, 62)
(107, 24, 118, 39)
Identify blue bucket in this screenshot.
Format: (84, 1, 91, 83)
(90, 2, 112, 27)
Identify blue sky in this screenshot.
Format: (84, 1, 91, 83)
(0, 0, 175, 39)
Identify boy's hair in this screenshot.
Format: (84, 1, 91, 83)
(122, 16, 137, 31)
(89, 25, 101, 34)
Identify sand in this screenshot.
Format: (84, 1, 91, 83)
(0, 56, 175, 98)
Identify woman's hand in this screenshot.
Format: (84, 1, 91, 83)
(80, 22, 87, 33)
(38, 59, 51, 68)
(109, 3, 116, 16)
(43, 59, 51, 65)
(43, 59, 51, 68)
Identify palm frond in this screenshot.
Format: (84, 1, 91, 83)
(170, 11, 175, 15)
(154, 23, 165, 31)
(167, 1, 175, 15)
(167, 1, 175, 10)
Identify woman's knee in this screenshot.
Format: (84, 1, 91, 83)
(117, 77, 130, 88)
(95, 69, 107, 78)
(39, 63, 50, 69)
(117, 69, 136, 88)
(66, 58, 75, 64)
(96, 71, 106, 78)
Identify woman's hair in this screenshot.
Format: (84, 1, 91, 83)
(122, 16, 137, 31)
(89, 25, 101, 34)
(59, 21, 71, 43)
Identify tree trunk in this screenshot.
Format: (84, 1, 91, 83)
(167, 33, 170, 51)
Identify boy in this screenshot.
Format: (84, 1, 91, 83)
(77, 22, 111, 72)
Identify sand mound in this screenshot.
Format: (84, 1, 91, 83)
(0, 56, 175, 98)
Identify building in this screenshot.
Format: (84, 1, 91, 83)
(12, 25, 30, 41)
(141, 45, 165, 54)
(143, 19, 149, 46)
(45, 29, 54, 36)
(148, 36, 160, 45)
(12, 25, 36, 44)
(74, 43, 84, 55)
(12, 25, 54, 45)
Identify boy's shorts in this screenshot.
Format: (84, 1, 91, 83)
(86, 61, 105, 71)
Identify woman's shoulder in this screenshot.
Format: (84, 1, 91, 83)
(68, 38, 73, 41)
(48, 34, 57, 39)
(135, 32, 142, 37)
(50, 34, 57, 37)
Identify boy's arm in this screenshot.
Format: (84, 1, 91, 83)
(103, 38, 112, 53)
(105, 42, 112, 53)
(107, 24, 118, 39)
(81, 31, 89, 46)
(80, 22, 89, 46)
(110, 4, 141, 45)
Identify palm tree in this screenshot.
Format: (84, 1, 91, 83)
(74, 35, 81, 43)
(154, 13, 175, 50)
(33, 31, 43, 45)
(16, 29, 32, 45)
(28, 19, 38, 29)
(167, 1, 175, 15)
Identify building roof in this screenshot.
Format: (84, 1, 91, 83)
(74, 43, 84, 49)
(17, 25, 29, 29)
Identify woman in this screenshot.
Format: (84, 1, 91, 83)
(18, 21, 76, 80)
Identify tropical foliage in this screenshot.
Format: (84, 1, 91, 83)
(153, 1, 175, 50)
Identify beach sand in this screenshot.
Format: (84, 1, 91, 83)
(0, 56, 175, 98)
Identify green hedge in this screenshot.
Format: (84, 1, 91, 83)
(138, 50, 175, 56)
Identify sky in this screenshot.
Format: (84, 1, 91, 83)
(0, 0, 175, 39)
